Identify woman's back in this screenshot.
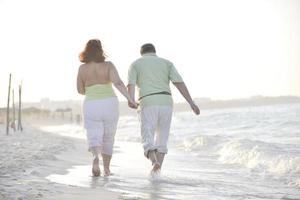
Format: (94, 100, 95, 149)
(78, 61, 117, 100)
(80, 61, 111, 87)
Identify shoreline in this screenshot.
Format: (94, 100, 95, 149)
(0, 124, 120, 200)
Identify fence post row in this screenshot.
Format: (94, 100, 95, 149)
(5, 74, 23, 134)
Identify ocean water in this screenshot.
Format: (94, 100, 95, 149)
(43, 103, 300, 200)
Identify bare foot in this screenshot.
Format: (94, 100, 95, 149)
(151, 162, 161, 173)
(92, 157, 100, 177)
(104, 169, 110, 177)
(104, 168, 114, 177)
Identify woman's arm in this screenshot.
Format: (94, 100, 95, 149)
(77, 66, 85, 95)
(173, 82, 200, 115)
(109, 62, 137, 108)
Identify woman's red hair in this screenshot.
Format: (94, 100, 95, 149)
(79, 39, 106, 63)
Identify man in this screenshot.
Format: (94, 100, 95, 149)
(127, 43, 200, 174)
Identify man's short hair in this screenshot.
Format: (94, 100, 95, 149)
(140, 43, 156, 55)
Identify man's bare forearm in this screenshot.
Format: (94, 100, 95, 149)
(173, 82, 194, 105)
(127, 84, 136, 101)
(173, 82, 200, 115)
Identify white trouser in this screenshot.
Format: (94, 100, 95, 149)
(139, 105, 173, 157)
(83, 97, 119, 156)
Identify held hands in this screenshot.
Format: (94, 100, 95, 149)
(190, 101, 200, 115)
(128, 98, 138, 109)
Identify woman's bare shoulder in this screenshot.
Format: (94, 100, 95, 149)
(105, 61, 114, 66)
(105, 61, 116, 70)
(79, 63, 86, 69)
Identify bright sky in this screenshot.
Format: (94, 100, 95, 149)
(0, 0, 299, 106)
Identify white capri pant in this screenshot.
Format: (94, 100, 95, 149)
(83, 97, 119, 156)
(139, 105, 173, 157)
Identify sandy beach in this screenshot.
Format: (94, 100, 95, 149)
(0, 124, 119, 200)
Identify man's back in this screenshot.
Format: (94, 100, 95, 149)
(128, 53, 183, 107)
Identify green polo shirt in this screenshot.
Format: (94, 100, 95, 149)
(128, 53, 183, 107)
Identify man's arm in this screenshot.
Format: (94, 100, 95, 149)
(127, 63, 138, 109)
(173, 82, 200, 115)
(127, 84, 137, 109)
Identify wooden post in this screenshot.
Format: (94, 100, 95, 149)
(70, 112, 73, 123)
(12, 89, 16, 131)
(76, 114, 81, 125)
(6, 74, 11, 135)
(18, 84, 23, 132)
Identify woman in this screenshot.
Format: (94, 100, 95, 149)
(77, 39, 137, 176)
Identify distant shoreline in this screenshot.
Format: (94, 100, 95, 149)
(175, 95, 300, 111)
(1, 95, 299, 117)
